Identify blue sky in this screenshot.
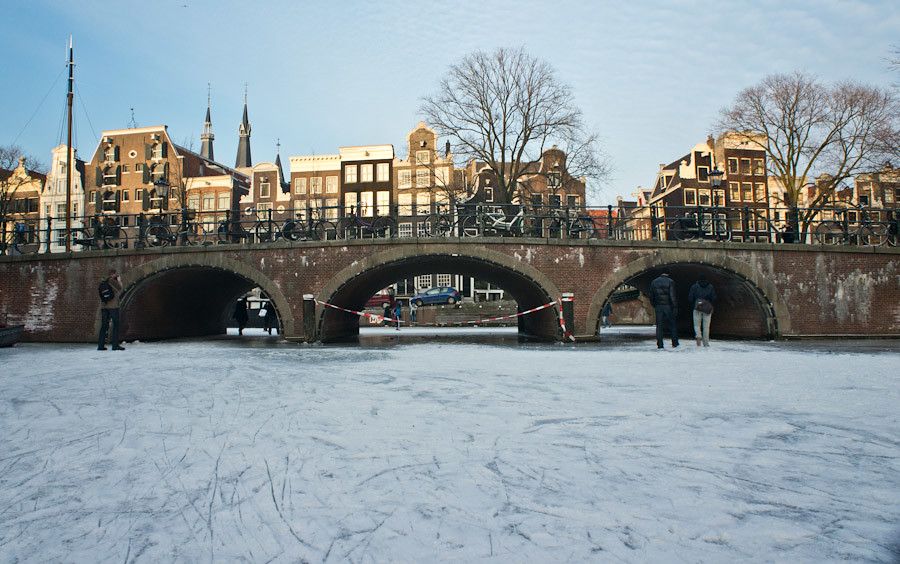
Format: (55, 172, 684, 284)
(2, 0, 897, 203)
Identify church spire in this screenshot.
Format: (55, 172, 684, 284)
(275, 138, 289, 193)
(235, 84, 252, 168)
(200, 83, 215, 160)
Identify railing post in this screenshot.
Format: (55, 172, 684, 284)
(135, 213, 146, 250)
(650, 205, 658, 240)
(742, 206, 750, 240)
(303, 294, 317, 342)
(45, 215, 52, 253)
(607, 204, 613, 239)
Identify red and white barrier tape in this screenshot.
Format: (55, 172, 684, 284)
(558, 296, 576, 342)
(315, 299, 404, 324)
(466, 301, 557, 324)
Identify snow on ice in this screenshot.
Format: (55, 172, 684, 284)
(0, 332, 898, 562)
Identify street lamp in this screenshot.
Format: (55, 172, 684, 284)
(708, 167, 724, 206)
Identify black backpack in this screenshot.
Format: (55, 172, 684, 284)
(98, 279, 115, 303)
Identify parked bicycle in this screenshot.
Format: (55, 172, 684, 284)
(144, 209, 205, 247)
(0, 220, 41, 255)
(668, 210, 732, 242)
(459, 205, 531, 237)
(337, 209, 396, 239)
(532, 207, 596, 239)
(72, 215, 128, 250)
(281, 209, 338, 241)
(813, 205, 890, 246)
(217, 207, 284, 244)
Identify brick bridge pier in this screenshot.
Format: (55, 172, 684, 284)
(1, 239, 897, 343)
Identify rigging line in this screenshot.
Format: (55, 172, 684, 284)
(10, 66, 66, 147)
(74, 84, 98, 143)
(56, 93, 68, 147)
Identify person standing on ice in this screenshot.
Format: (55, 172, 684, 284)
(688, 276, 716, 347)
(601, 301, 613, 329)
(409, 299, 418, 325)
(233, 296, 249, 335)
(649, 272, 679, 349)
(97, 269, 124, 351)
(393, 299, 402, 331)
(263, 304, 277, 335)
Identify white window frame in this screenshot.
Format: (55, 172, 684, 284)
(415, 275, 431, 290)
(325, 198, 339, 219)
(310, 177, 323, 194)
(398, 193, 413, 216)
(344, 165, 357, 183)
(376, 191, 390, 216)
(729, 182, 740, 202)
(398, 222, 413, 238)
(436, 274, 452, 287)
(217, 193, 230, 210)
(360, 164, 374, 183)
(294, 178, 307, 194)
(202, 194, 215, 210)
(415, 150, 430, 165)
(416, 169, 430, 188)
(727, 158, 738, 174)
(416, 222, 428, 237)
(325, 176, 338, 194)
(360, 191, 374, 217)
(684, 189, 697, 206)
(399, 170, 412, 189)
(344, 192, 358, 215)
(415, 192, 430, 215)
(484, 187, 494, 202)
(376, 163, 390, 182)
(257, 202, 273, 213)
(260, 181, 270, 198)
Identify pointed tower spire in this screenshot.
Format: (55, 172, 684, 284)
(201, 83, 215, 160)
(235, 84, 252, 168)
(275, 138, 289, 193)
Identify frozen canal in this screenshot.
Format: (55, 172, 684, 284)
(1, 330, 898, 562)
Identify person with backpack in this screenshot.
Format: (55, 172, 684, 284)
(97, 269, 124, 351)
(649, 272, 679, 349)
(688, 276, 717, 347)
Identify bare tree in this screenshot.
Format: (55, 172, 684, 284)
(718, 72, 899, 231)
(421, 48, 608, 204)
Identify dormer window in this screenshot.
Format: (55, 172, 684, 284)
(698, 166, 709, 182)
(260, 181, 271, 198)
(152, 144, 163, 159)
(548, 172, 562, 188)
(415, 150, 430, 165)
(104, 146, 118, 163)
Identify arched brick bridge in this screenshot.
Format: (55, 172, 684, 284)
(1, 239, 897, 343)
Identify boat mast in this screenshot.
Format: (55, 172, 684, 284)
(64, 35, 74, 252)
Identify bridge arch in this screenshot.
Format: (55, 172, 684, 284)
(316, 244, 562, 342)
(113, 252, 294, 341)
(586, 249, 790, 339)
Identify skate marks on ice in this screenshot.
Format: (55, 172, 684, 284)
(0, 340, 898, 561)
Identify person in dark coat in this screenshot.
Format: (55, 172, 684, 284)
(393, 299, 402, 331)
(233, 296, 249, 335)
(601, 302, 613, 329)
(649, 273, 679, 349)
(263, 305, 277, 335)
(688, 276, 717, 347)
(97, 269, 125, 351)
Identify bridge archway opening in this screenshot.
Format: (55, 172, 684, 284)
(119, 266, 283, 341)
(596, 262, 777, 341)
(318, 254, 559, 343)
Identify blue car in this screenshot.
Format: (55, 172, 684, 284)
(411, 286, 461, 307)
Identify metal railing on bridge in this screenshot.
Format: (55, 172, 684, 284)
(1, 202, 898, 256)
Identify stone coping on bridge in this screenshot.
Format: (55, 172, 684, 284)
(2, 236, 898, 263)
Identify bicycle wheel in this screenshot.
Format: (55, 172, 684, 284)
(102, 226, 128, 249)
(372, 216, 396, 238)
(146, 224, 171, 247)
(568, 218, 595, 239)
(9, 231, 41, 255)
(178, 223, 202, 246)
(857, 224, 888, 246)
(424, 214, 452, 237)
(814, 221, 844, 245)
(313, 220, 337, 241)
(282, 220, 303, 241)
(458, 215, 479, 237)
(338, 218, 360, 240)
(255, 221, 279, 243)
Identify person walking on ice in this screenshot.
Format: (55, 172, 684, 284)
(688, 276, 716, 347)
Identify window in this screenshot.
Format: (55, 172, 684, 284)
(294, 178, 307, 194)
(104, 146, 116, 163)
(698, 189, 711, 206)
(713, 189, 725, 206)
(567, 195, 579, 207)
(754, 183, 766, 202)
(531, 194, 543, 207)
(344, 192, 357, 214)
(740, 159, 751, 174)
(415, 150, 430, 165)
(122, 190, 129, 201)
(326, 176, 338, 193)
(741, 182, 752, 202)
(344, 165, 357, 183)
(684, 189, 697, 206)
(729, 182, 740, 202)
(135, 163, 144, 171)
(753, 158, 765, 176)
(203, 194, 215, 210)
(325, 198, 339, 219)
(218, 194, 229, 210)
(416, 169, 430, 188)
(152, 144, 163, 160)
(398, 193, 413, 215)
(415, 275, 431, 290)
(360, 191, 374, 216)
(399, 170, 412, 189)
(398, 222, 413, 238)
(549, 194, 561, 208)
(360, 164, 374, 183)
(135, 189, 143, 203)
(885, 188, 894, 204)
(376, 191, 390, 216)
(148, 190, 162, 210)
(310, 177, 323, 194)
(257, 202, 272, 213)
(859, 194, 870, 206)
(434, 167, 449, 186)
(415, 192, 430, 215)
(188, 195, 200, 210)
(103, 167, 118, 185)
(260, 181, 271, 198)
(697, 166, 709, 182)
(437, 274, 452, 287)
(376, 163, 390, 182)
(416, 221, 428, 237)
(121, 164, 129, 173)
(727, 158, 738, 174)
(484, 187, 494, 202)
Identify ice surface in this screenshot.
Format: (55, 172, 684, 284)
(1, 334, 898, 562)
